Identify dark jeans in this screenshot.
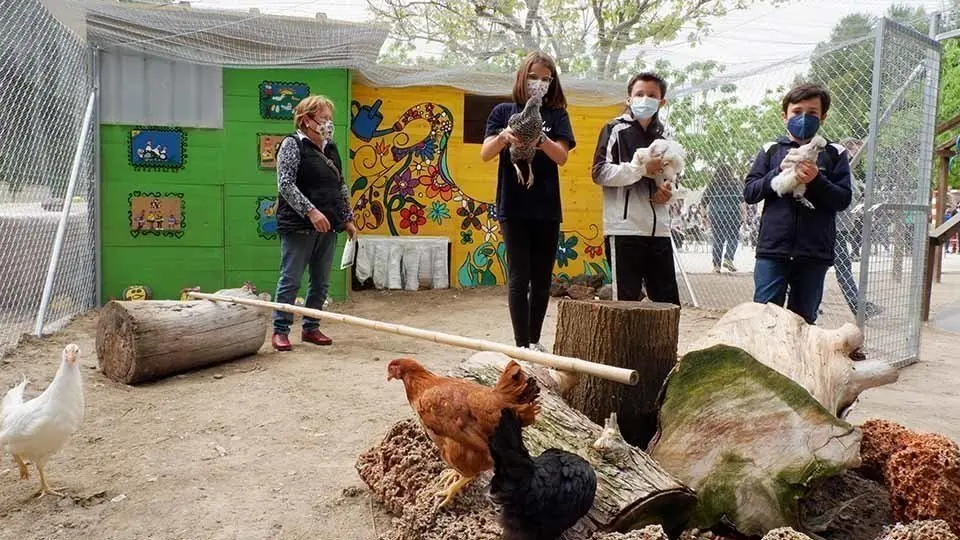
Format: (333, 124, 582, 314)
(605, 235, 680, 305)
(710, 212, 741, 267)
(274, 230, 338, 334)
(835, 228, 881, 319)
(501, 219, 560, 348)
(834, 228, 859, 313)
(753, 257, 829, 324)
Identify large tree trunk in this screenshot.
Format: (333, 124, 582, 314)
(95, 285, 270, 384)
(648, 344, 863, 537)
(356, 352, 696, 540)
(687, 302, 898, 417)
(554, 299, 680, 448)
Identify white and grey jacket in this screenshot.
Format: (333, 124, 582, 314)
(591, 114, 673, 238)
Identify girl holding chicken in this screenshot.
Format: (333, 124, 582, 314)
(479, 52, 576, 353)
(591, 72, 681, 306)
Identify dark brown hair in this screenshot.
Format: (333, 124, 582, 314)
(782, 83, 831, 115)
(512, 51, 567, 109)
(627, 72, 667, 98)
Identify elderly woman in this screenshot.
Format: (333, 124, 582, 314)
(272, 95, 357, 352)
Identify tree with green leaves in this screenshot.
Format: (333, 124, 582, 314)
(368, 0, 779, 79)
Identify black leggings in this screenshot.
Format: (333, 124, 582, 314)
(500, 219, 560, 348)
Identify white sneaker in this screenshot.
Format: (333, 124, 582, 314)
(529, 343, 547, 353)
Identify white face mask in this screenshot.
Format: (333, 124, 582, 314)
(526, 80, 550, 101)
(629, 96, 661, 120)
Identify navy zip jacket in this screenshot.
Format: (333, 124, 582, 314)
(743, 136, 853, 265)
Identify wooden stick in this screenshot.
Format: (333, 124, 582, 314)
(187, 291, 639, 386)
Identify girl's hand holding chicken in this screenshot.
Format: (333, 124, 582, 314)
(496, 126, 521, 148)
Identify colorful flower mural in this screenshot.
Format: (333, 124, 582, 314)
(348, 97, 611, 287)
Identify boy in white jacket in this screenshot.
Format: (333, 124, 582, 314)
(591, 72, 679, 305)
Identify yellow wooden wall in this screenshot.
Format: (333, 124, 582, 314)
(347, 83, 622, 287)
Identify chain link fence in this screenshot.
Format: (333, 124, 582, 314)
(663, 17, 941, 367)
(0, 0, 97, 355)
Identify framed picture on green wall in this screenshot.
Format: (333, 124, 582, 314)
(259, 81, 309, 120)
(257, 133, 287, 169)
(129, 127, 186, 171)
(129, 191, 186, 238)
(255, 196, 278, 240)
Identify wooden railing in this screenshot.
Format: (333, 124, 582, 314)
(922, 212, 960, 321)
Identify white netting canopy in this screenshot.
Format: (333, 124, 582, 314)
(70, 0, 638, 105)
(69, 0, 936, 105)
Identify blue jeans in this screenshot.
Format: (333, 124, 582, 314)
(273, 230, 337, 334)
(753, 257, 829, 324)
(710, 211, 741, 268)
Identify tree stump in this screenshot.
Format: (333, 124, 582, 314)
(96, 285, 270, 384)
(554, 299, 680, 449)
(357, 351, 696, 540)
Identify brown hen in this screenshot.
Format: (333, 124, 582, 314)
(386, 357, 540, 509)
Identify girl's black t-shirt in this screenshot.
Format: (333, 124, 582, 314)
(484, 102, 576, 222)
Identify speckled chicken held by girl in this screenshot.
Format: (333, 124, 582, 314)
(508, 94, 544, 188)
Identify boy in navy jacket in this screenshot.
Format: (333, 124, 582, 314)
(744, 83, 852, 324)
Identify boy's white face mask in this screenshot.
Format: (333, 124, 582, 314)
(629, 96, 660, 120)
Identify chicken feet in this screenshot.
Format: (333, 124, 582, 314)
(13, 455, 29, 480)
(433, 469, 473, 509)
(34, 465, 66, 498)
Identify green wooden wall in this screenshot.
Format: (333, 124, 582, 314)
(101, 68, 351, 303)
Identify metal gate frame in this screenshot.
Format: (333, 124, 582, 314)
(858, 17, 942, 367)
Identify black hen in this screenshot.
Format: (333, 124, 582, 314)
(488, 408, 597, 540)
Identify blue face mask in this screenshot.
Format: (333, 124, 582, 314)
(629, 97, 660, 120)
(787, 113, 820, 140)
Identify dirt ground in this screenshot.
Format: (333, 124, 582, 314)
(0, 280, 958, 540)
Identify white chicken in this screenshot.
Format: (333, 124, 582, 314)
(1, 344, 84, 498)
(770, 135, 827, 210)
(631, 139, 686, 189)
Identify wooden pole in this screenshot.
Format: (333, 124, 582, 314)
(934, 154, 950, 283)
(186, 291, 640, 386)
(922, 238, 937, 322)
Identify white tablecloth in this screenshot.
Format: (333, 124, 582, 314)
(354, 235, 450, 291)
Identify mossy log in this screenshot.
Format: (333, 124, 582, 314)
(357, 352, 697, 540)
(554, 299, 680, 448)
(648, 344, 862, 537)
(96, 285, 270, 384)
(687, 302, 898, 417)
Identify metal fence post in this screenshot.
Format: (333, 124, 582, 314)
(855, 18, 887, 329)
(93, 47, 103, 307)
(33, 90, 97, 336)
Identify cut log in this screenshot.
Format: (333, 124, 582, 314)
(648, 344, 862, 537)
(357, 351, 696, 540)
(554, 299, 680, 448)
(687, 302, 899, 417)
(96, 285, 270, 384)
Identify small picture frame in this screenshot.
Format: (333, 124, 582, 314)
(255, 196, 278, 240)
(258, 133, 287, 169)
(129, 191, 186, 238)
(129, 127, 186, 171)
(259, 81, 309, 120)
